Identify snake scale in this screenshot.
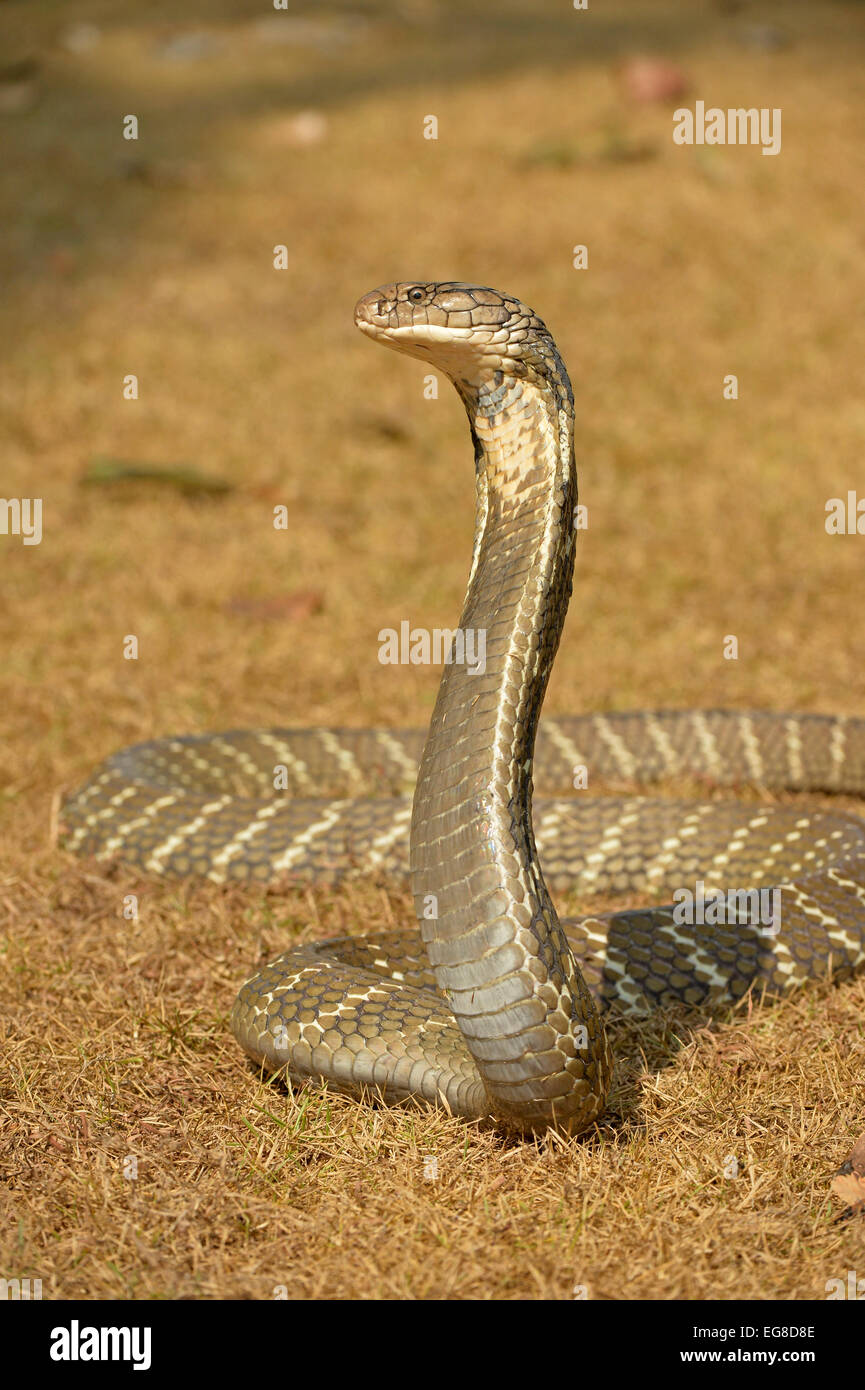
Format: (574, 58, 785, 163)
(62, 282, 865, 1135)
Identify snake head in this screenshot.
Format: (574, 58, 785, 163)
(355, 281, 568, 391)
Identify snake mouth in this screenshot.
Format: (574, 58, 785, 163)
(355, 287, 513, 374)
(355, 303, 465, 368)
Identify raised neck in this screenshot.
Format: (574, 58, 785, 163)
(409, 356, 610, 1133)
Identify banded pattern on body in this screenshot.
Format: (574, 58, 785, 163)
(61, 713, 865, 1010)
(62, 283, 865, 1135)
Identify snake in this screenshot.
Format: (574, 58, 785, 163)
(61, 281, 865, 1136)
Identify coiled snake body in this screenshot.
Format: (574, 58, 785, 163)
(63, 282, 865, 1135)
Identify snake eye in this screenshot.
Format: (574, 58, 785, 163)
(407, 287, 424, 303)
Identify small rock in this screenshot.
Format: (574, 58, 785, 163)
(154, 32, 224, 63)
(61, 23, 102, 54)
(0, 79, 37, 114)
(253, 15, 365, 50)
(0, 56, 39, 113)
(283, 110, 328, 147)
(738, 25, 790, 52)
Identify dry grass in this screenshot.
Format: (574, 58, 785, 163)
(1, 0, 865, 1300)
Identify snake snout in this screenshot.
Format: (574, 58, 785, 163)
(354, 286, 393, 328)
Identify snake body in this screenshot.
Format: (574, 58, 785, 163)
(63, 282, 865, 1135)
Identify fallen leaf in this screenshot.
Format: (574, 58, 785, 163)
(847, 1132, 865, 1175)
(118, 157, 206, 189)
(618, 57, 690, 105)
(359, 413, 411, 442)
(831, 1130, 865, 1219)
(225, 591, 324, 621)
(82, 458, 232, 495)
(831, 1172, 865, 1215)
(522, 132, 656, 169)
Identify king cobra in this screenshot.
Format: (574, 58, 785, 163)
(62, 282, 865, 1135)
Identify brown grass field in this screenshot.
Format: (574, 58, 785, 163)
(1, 0, 864, 1301)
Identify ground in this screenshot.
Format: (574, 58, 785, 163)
(1, 0, 864, 1299)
